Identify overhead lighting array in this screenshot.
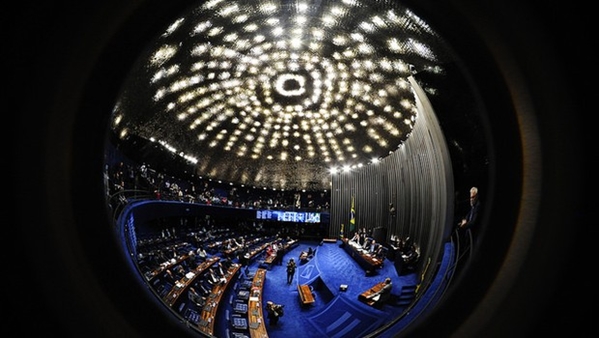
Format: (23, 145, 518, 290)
(112, 0, 450, 191)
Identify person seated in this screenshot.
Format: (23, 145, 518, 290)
(374, 245, 386, 259)
(206, 269, 221, 285)
(211, 267, 227, 284)
(402, 243, 420, 271)
(362, 238, 369, 249)
(221, 256, 233, 269)
(164, 269, 177, 285)
(186, 250, 198, 267)
(299, 250, 308, 262)
(172, 264, 186, 280)
(350, 232, 360, 243)
(368, 239, 379, 255)
(366, 277, 392, 305)
(196, 246, 208, 261)
(197, 281, 211, 296)
(188, 287, 206, 308)
(215, 262, 226, 277)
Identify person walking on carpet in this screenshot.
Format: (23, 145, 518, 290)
(286, 258, 296, 284)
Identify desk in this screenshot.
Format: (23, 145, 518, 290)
(298, 284, 315, 306)
(147, 252, 192, 282)
(341, 238, 383, 271)
(358, 281, 386, 306)
(197, 262, 241, 336)
(283, 239, 298, 251)
(245, 242, 272, 264)
(263, 239, 298, 269)
(264, 254, 276, 265)
(247, 268, 268, 338)
(164, 256, 220, 307)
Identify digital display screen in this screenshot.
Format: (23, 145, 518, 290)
(256, 210, 321, 223)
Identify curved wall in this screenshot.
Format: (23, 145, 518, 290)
(329, 76, 453, 287)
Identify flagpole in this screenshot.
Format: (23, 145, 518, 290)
(349, 195, 356, 236)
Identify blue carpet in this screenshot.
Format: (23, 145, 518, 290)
(307, 294, 383, 338)
(216, 240, 441, 338)
(297, 258, 321, 285)
(376, 242, 456, 337)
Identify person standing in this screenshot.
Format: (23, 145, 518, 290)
(274, 248, 284, 266)
(286, 258, 296, 284)
(458, 186, 481, 232)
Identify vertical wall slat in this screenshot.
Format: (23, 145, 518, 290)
(329, 77, 454, 290)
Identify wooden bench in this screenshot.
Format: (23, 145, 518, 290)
(298, 284, 315, 305)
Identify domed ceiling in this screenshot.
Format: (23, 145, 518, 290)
(110, 0, 458, 191)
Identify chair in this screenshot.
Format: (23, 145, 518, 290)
(233, 300, 248, 314)
(231, 314, 248, 330)
(238, 280, 252, 291)
(380, 246, 389, 259)
(243, 267, 255, 280)
(184, 308, 200, 325)
(226, 329, 250, 338)
(237, 289, 250, 300)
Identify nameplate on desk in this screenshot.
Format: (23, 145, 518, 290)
(249, 296, 259, 302)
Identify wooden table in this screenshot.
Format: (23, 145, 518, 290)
(163, 256, 220, 307)
(298, 284, 315, 306)
(197, 262, 241, 336)
(263, 239, 298, 269)
(264, 253, 276, 265)
(248, 268, 268, 338)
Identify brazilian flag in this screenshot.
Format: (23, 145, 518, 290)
(349, 195, 356, 233)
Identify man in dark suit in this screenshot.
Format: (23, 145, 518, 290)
(458, 186, 481, 231)
(286, 258, 296, 284)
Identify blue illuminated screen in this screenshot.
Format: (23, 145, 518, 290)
(256, 210, 321, 223)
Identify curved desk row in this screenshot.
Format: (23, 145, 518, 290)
(248, 268, 268, 338)
(163, 256, 220, 307)
(197, 262, 242, 336)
